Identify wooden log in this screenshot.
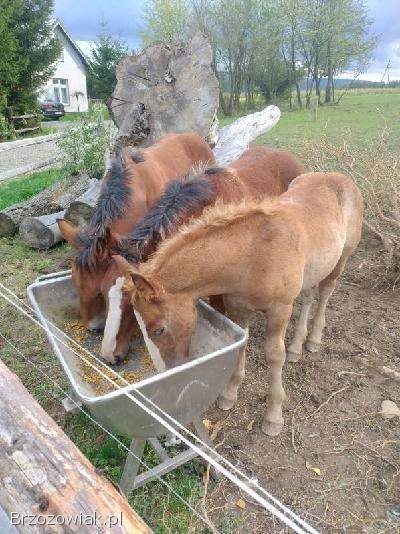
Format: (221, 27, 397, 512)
(19, 211, 65, 250)
(64, 179, 102, 229)
(0, 174, 91, 237)
(109, 32, 219, 147)
(213, 105, 281, 164)
(0, 359, 150, 534)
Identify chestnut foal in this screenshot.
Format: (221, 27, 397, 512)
(57, 133, 215, 341)
(102, 146, 304, 363)
(115, 172, 363, 436)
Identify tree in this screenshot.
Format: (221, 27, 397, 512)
(323, 0, 377, 103)
(140, 0, 189, 45)
(0, 1, 20, 112)
(6, 0, 62, 113)
(87, 30, 129, 102)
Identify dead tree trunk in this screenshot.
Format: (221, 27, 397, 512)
(19, 211, 66, 249)
(0, 174, 91, 237)
(109, 32, 219, 148)
(64, 180, 102, 229)
(0, 359, 150, 534)
(213, 105, 281, 164)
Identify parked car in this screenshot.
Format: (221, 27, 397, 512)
(40, 100, 65, 120)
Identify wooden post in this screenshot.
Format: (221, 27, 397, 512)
(0, 359, 151, 533)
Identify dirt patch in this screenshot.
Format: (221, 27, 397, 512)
(202, 236, 400, 532)
(0, 236, 399, 533)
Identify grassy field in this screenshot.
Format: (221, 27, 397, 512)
(219, 89, 400, 152)
(0, 88, 399, 532)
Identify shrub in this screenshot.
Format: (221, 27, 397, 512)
(302, 128, 400, 285)
(0, 115, 16, 141)
(57, 109, 114, 179)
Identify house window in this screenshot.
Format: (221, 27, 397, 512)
(53, 78, 69, 104)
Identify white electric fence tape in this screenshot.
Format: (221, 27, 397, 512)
(0, 282, 318, 534)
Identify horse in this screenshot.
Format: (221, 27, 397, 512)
(100, 146, 304, 364)
(57, 132, 215, 337)
(113, 172, 363, 437)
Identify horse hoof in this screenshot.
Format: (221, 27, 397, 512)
(111, 354, 124, 366)
(217, 395, 235, 411)
(262, 420, 283, 437)
(287, 350, 302, 363)
(306, 340, 320, 353)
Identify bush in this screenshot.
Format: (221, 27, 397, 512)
(0, 115, 16, 141)
(302, 128, 400, 285)
(57, 108, 113, 179)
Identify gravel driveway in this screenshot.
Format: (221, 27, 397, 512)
(0, 135, 63, 181)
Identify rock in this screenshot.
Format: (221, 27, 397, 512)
(380, 399, 400, 419)
(109, 32, 219, 148)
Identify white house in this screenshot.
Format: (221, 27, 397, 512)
(40, 20, 89, 113)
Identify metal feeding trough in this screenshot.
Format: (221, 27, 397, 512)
(27, 271, 247, 492)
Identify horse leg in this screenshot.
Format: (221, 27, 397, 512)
(217, 304, 249, 411)
(306, 254, 349, 353)
(262, 302, 293, 437)
(287, 289, 315, 362)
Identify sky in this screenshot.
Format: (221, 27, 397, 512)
(54, 0, 400, 82)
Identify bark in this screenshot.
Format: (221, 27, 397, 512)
(19, 211, 66, 250)
(64, 180, 102, 229)
(109, 32, 219, 148)
(0, 359, 150, 534)
(0, 174, 91, 237)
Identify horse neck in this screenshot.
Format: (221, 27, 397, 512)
(145, 211, 261, 298)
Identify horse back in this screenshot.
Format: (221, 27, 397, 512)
(229, 146, 304, 199)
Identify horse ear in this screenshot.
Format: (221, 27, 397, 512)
(130, 272, 159, 302)
(57, 219, 81, 249)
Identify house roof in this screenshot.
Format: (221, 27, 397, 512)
(53, 19, 89, 68)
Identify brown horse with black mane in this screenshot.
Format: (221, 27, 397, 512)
(115, 172, 363, 436)
(100, 146, 304, 364)
(57, 132, 215, 334)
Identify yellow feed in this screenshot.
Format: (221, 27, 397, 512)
(63, 320, 155, 395)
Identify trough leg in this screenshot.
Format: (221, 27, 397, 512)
(119, 438, 146, 495)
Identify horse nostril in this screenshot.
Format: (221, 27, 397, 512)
(92, 326, 104, 333)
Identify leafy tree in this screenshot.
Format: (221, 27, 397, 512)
(87, 30, 129, 102)
(6, 0, 62, 113)
(140, 0, 189, 45)
(0, 1, 20, 113)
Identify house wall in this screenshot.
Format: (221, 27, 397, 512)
(41, 29, 88, 113)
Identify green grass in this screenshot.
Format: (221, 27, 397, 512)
(63, 413, 205, 533)
(60, 112, 87, 122)
(0, 168, 64, 210)
(219, 89, 400, 153)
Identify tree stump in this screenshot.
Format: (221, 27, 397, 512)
(0, 174, 91, 238)
(109, 32, 219, 148)
(0, 359, 150, 534)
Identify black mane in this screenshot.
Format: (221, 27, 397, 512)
(120, 168, 217, 263)
(75, 160, 131, 271)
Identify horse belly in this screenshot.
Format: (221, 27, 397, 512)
(302, 241, 345, 291)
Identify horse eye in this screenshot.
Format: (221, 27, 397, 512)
(153, 326, 166, 337)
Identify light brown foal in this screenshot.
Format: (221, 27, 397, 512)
(115, 172, 363, 436)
